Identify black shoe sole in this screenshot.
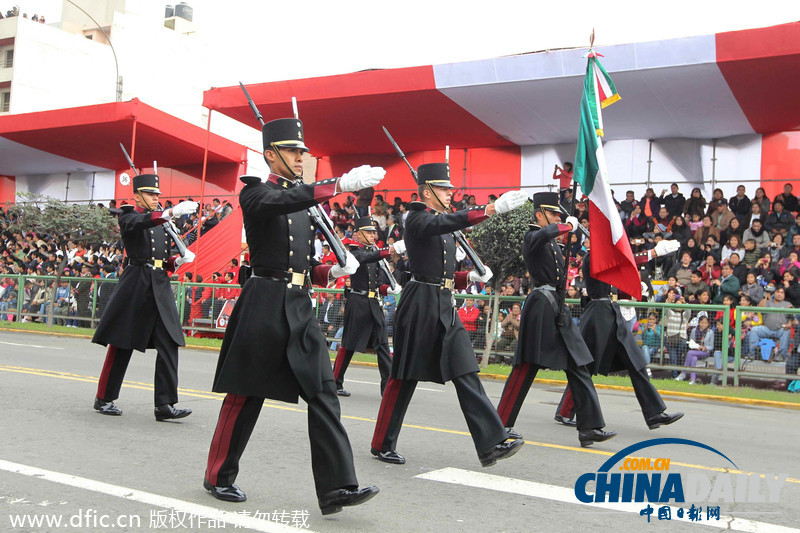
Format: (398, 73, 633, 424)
(579, 432, 617, 448)
(370, 448, 405, 464)
(647, 412, 684, 430)
(480, 438, 524, 467)
(320, 488, 379, 515)
(336, 390, 351, 397)
(203, 479, 246, 503)
(155, 411, 192, 422)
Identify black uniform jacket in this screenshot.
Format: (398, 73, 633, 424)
(92, 206, 184, 351)
(513, 224, 594, 369)
(211, 175, 338, 402)
(340, 243, 390, 352)
(392, 202, 487, 383)
(579, 253, 648, 375)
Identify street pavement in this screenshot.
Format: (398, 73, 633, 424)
(0, 330, 799, 532)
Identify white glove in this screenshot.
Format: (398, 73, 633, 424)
(337, 165, 386, 193)
(565, 216, 580, 231)
(455, 245, 466, 262)
(387, 285, 402, 295)
(171, 201, 198, 217)
(175, 250, 195, 267)
(392, 240, 406, 255)
(329, 251, 360, 278)
(494, 190, 529, 214)
(468, 265, 493, 283)
(654, 239, 680, 257)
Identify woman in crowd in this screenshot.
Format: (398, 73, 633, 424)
(766, 233, 785, 264)
(751, 253, 779, 287)
(693, 216, 720, 245)
(753, 187, 771, 217)
(625, 204, 648, 239)
(721, 235, 745, 263)
(698, 254, 721, 284)
(781, 269, 800, 307)
(680, 314, 714, 385)
(705, 188, 726, 217)
(680, 237, 704, 264)
(721, 217, 744, 246)
(741, 271, 765, 303)
(670, 215, 691, 244)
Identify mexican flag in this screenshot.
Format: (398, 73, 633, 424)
(573, 52, 641, 300)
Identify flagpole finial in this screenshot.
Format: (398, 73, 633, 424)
(590, 28, 595, 48)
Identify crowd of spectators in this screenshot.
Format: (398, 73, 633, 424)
(0, 197, 235, 326)
(2, 177, 798, 385)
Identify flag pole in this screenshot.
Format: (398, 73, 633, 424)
(556, 180, 579, 326)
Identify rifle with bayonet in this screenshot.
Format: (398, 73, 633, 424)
(382, 126, 486, 277)
(119, 143, 188, 258)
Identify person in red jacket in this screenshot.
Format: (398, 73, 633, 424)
(458, 298, 480, 345)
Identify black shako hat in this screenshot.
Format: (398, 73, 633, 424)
(533, 192, 561, 212)
(354, 217, 378, 231)
(262, 118, 308, 153)
(133, 174, 161, 194)
(416, 163, 454, 188)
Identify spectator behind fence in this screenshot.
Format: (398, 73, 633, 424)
(640, 312, 662, 371)
(496, 302, 521, 357)
(663, 288, 690, 377)
(458, 298, 480, 348)
(679, 314, 714, 384)
(745, 287, 795, 360)
(711, 262, 741, 304)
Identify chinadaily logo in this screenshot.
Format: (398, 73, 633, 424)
(573, 438, 787, 523)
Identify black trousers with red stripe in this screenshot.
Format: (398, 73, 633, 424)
(371, 372, 507, 456)
(556, 366, 665, 421)
(96, 316, 179, 406)
(497, 361, 604, 431)
(333, 344, 391, 394)
(205, 380, 358, 498)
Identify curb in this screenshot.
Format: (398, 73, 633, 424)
(2, 327, 797, 410)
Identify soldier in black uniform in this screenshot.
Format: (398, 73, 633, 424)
(92, 174, 198, 420)
(333, 216, 400, 397)
(496, 192, 616, 447)
(555, 242, 684, 430)
(370, 163, 529, 466)
(203, 117, 382, 514)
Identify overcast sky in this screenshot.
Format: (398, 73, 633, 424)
(13, 0, 800, 86)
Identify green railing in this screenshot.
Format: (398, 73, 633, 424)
(2, 274, 798, 387)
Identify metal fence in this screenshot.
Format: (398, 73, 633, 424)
(2, 274, 798, 387)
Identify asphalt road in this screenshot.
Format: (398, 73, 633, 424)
(0, 330, 799, 532)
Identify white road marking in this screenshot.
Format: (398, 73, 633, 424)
(0, 459, 317, 533)
(416, 468, 799, 533)
(345, 379, 442, 392)
(0, 341, 64, 350)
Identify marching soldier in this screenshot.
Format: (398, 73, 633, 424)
(333, 216, 400, 397)
(203, 117, 383, 514)
(554, 242, 684, 430)
(496, 192, 616, 447)
(92, 173, 198, 420)
(370, 163, 529, 466)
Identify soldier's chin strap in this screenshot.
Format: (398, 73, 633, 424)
(425, 182, 448, 213)
(137, 191, 156, 213)
(269, 142, 303, 182)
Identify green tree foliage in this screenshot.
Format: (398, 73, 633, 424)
(470, 200, 533, 281)
(4, 194, 119, 325)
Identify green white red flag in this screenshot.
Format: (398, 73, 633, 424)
(573, 52, 641, 300)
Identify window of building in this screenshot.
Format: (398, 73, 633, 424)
(3, 49, 12, 69)
(1, 91, 10, 112)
